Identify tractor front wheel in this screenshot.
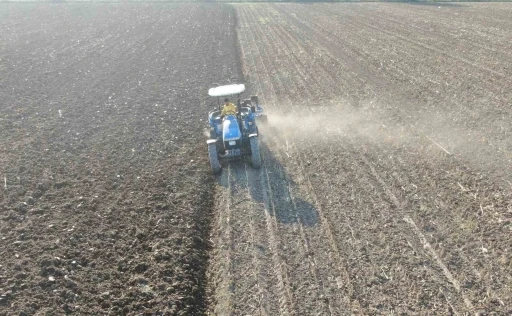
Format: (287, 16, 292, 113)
(250, 137, 261, 168)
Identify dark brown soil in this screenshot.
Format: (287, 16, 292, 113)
(0, 3, 239, 315)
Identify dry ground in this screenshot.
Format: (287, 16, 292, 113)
(207, 3, 512, 315)
(0, 2, 511, 316)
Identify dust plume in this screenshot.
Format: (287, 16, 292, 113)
(260, 102, 394, 144)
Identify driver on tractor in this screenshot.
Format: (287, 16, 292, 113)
(220, 98, 237, 118)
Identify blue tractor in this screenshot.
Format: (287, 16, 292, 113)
(206, 84, 266, 174)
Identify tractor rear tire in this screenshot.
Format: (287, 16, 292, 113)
(209, 128, 217, 139)
(208, 143, 222, 174)
(250, 137, 261, 168)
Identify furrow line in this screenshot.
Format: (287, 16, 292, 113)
(225, 163, 262, 314)
(237, 7, 296, 314)
(251, 5, 472, 313)
(352, 19, 508, 80)
(247, 23, 329, 316)
(258, 155, 296, 315)
(283, 139, 356, 312)
(211, 165, 234, 315)
(357, 152, 476, 313)
(368, 133, 510, 309)
(245, 5, 356, 312)
(242, 163, 272, 316)
(271, 5, 383, 113)
(240, 10, 318, 315)
(250, 8, 361, 313)
(246, 0, 346, 306)
(240, 5, 346, 314)
(281, 4, 512, 133)
(316, 128, 472, 313)
(264, 134, 335, 316)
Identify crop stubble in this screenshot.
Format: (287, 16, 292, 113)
(208, 3, 512, 315)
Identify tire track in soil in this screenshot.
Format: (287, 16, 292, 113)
(232, 3, 512, 309)
(241, 16, 315, 315)
(209, 161, 295, 315)
(247, 6, 365, 314)
(253, 152, 296, 315)
(210, 3, 511, 314)
(273, 5, 512, 311)
(209, 5, 353, 315)
(247, 7, 458, 311)
(239, 4, 356, 314)
(258, 5, 479, 312)
(260, 138, 338, 315)
(209, 165, 235, 316)
(251, 4, 316, 313)
(209, 7, 295, 313)
(246, 4, 360, 314)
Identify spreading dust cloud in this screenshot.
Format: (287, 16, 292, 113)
(259, 101, 512, 185)
(261, 102, 398, 145)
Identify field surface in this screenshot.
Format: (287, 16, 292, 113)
(0, 3, 239, 315)
(208, 3, 512, 316)
(0, 2, 511, 316)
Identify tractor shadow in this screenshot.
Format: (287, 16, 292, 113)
(216, 140, 319, 227)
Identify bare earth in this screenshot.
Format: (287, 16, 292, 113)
(208, 3, 512, 316)
(0, 2, 511, 316)
(0, 3, 239, 315)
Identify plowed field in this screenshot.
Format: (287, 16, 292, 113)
(1, 2, 511, 316)
(0, 3, 239, 315)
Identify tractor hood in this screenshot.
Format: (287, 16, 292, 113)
(222, 116, 241, 141)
